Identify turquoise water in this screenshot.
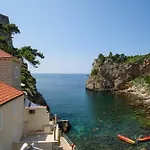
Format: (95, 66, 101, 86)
(33, 74, 150, 150)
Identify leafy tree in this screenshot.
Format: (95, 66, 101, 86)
(112, 54, 120, 62)
(98, 53, 105, 65)
(108, 52, 113, 58)
(120, 54, 127, 62)
(0, 24, 20, 50)
(0, 22, 49, 110)
(98, 53, 104, 59)
(0, 23, 44, 67)
(16, 46, 44, 68)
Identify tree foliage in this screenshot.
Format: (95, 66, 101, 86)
(0, 22, 49, 110)
(108, 52, 113, 58)
(97, 52, 150, 65)
(91, 68, 98, 76)
(16, 46, 44, 68)
(111, 53, 127, 63)
(98, 53, 105, 65)
(0, 24, 20, 50)
(0, 23, 44, 67)
(125, 54, 150, 64)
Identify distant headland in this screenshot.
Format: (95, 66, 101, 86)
(86, 52, 150, 111)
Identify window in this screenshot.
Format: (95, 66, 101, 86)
(29, 109, 35, 114)
(15, 66, 19, 78)
(0, 109, 2, 130)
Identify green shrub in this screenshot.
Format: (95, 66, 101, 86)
(132, 75, 150, 86)
(108, 52, 113, 58)
(97, 52, 150, 65)
(98, 53, 104, 60)
(98, 59, 105, 65)
(91, 69, 98, 76)
(98, 53, 105, 65)
(143, 75, 150, 85)
(111, 54, 127, 63)
(125, 55, 145, 64)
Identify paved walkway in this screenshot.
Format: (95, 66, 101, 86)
(60, 137, 72, 150)
(21, 132, 56, 142)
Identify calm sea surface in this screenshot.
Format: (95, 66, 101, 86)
(33, 74, 150, 150)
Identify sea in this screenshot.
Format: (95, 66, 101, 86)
(33, 74, 150, 150)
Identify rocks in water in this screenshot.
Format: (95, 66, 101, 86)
(57, 120, 71, 133)
(50, 114, 71, 132)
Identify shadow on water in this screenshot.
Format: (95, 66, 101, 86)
(68, 91, 150, 150)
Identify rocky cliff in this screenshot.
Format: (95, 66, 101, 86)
(86, 53, 150, 93)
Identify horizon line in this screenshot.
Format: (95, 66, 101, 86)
(31, 73, 90, 74)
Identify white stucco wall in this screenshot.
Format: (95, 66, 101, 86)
(24, 107, 50, 132)
(0, 95, 24, 150)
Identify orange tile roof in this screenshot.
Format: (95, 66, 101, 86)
(0, 50, 21, 63)
(0, 82, 24, 105)
(0, 50, 13, 58)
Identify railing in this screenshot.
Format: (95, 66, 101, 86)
(62, 133, 79, 150)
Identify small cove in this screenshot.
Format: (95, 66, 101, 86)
(34, 74, 150, 150)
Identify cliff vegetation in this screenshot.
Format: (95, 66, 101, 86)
(86, 52, 150, 94)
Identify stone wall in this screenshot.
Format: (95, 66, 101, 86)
(0, 59, 21, 89)
(12, 60, 21, 90)
(0, 59, 12, 86)
(0, 14, 9, 24)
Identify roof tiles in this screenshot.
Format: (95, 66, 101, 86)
(0, 82, 24, 105)
(0, 50, 12, 58)
(0, 50, 21, 63)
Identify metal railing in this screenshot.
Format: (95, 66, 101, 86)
(62, 133, 79, 150)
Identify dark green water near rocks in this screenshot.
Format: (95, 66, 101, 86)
(34, 74, 150, 150)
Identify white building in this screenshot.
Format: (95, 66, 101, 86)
(0, 50, 60, 150)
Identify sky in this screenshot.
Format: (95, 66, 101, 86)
(1, 0, 150, 73)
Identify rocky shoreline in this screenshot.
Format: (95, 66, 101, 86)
(86, 53, 150, 115)
(115, 88, 150, 114)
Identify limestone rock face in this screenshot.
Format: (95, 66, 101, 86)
(86, 58, 150, 92)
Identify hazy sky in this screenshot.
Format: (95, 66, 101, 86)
(1, 0, 150, 73)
